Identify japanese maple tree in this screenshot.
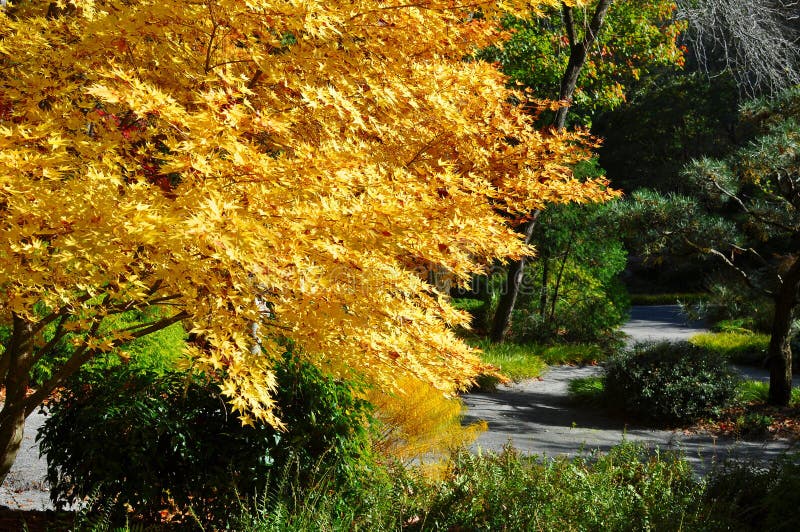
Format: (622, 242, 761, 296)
(0, 0, 614, 482)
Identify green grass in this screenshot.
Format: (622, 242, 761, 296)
(475, 341, 548, 384)
(689, 331, 769, 365)
(537, 344, 605, 365)
(629, 292, 707, 306)
(567, 376, 605, 406)
(469, 341, 606, 392)
(737, 380, 800, 406)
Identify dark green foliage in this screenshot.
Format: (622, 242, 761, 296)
(509, 200, 629, 345)
(604, 341, 740, 424)
(705, 455, 800, 531)
(37, 348, 375, 527)
(594, 72, 740, 193)
(413, 443, 702, 531)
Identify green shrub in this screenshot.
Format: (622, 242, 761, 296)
(414, 442, 703, 531)
(604, 341, 740, 424)
(504, 202, 630, 346)
(690, 331, 769, 366)
(37, 348, 375, 527)
(705, 454, 800, 531)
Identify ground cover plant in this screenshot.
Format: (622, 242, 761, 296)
(690, 331, 770, 366)
(469, 339, 605, 391)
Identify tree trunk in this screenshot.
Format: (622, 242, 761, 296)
(767, 257, 800, 405)
(539, 254, 550, 317)
(553, 0, 614, 130)
(489, 217, 538, 343)
(0, 316, 34, 485)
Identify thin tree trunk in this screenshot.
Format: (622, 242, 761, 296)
(553, 0, 614, 130)
(0, 315, 34, 485)
(549, 232, 575, 324)
(489, 1, 614, 343)
(539, 254, 550, 316)
(490, 216, 539, 343)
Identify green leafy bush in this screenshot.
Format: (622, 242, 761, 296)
(37, 348, 375, 527)
(604, 341, 740, 424)
(705, 455, 800, 531)
(414, 442, 702, 531)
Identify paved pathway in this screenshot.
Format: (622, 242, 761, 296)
(463, 306, 799, 474)
(0, 410, 52, 511)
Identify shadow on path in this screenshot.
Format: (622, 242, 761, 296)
(464, 306, 799, 475)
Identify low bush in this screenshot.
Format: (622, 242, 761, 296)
(414, 442, 703, 531)
(37, 347, 375, 527)
(604, 341, 740, 424)
(690, 331, 769, 366)
(705, 454, 800, 531)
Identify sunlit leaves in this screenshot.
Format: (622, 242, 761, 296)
(1, 0, 614, 425)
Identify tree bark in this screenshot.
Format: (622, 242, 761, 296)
(553, 0, 614, 130)
(767, 257, 800, 405)
(0, 315, 34, 485)
(490, 216, 539, 343)
(767, 292, 794, 405)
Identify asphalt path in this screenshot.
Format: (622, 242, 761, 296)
(463, 305, 798, 474)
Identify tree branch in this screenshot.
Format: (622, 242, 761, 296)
(684, 236, 775, 297)
(562, 3, 577, 49)
(23, 310, 190, 417)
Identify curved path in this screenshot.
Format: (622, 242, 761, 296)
(463, 306, 798, 474)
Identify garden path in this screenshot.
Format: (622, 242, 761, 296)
(462, 305, 799, 474)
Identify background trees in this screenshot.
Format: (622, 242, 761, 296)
(677, 0, 800, 98)
(480, 0, 683, 342)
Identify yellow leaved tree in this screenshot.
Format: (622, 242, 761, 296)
(0, 0, 615, 482)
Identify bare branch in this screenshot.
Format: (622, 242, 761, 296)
(678, 0, 800, 97)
